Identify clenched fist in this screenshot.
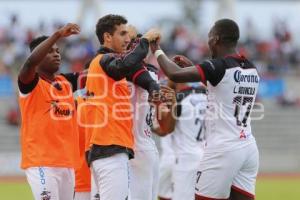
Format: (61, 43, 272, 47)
(127, 25, 138, 40)
(142, 28, 161, 42)
(172, 55, 194, 68)
(57, 23, 80, 37)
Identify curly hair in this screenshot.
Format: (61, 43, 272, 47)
(29, 35, 49, 52)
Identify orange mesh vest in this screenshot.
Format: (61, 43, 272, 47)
(85, 54, 134, 149)
(19, 75, 79, 169)
(82, 101, 96, 152)
(75, 96, 91, 192)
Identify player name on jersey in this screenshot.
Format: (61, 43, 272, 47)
(233, 86, 256, 95)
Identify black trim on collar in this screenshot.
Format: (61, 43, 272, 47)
(97, 46, 115, 54)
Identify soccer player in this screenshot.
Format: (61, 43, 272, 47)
(163, 56, 207, 200)
(152, 76, 176, 200)
(151, 19, 260, 200)
(129, 83, 176, 200)
(125, 25, 176, 200)
(18, 23, 81, 200)
(85, 14, 161, 200)
(169, 80, 207, 200)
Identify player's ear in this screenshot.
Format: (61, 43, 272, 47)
(103, 32, 112, 43)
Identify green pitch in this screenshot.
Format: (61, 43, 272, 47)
(0, 182, 32, 199)
(0, 178, 300, 200)
(256, 178, 300, 200)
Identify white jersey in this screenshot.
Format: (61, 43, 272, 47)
(172, 88, 207, 157)
(160, 134, 174, 156)
(130, 70, 158, 152)
(197, 55, 259, 152)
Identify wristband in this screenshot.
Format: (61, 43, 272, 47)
(154, 50, 165, 58)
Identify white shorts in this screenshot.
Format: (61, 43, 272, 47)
(91, 153, 129, 200)
(129, 150, 159, 200)
(157, 154, 175, 199)
(172, 154, 203, 200)
(25, 167, 75, 200)
(90, 170, 100, 200)
(195, 143, 259, 199)
(74, 192, 90, 200)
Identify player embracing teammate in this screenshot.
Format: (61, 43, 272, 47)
(18, 15, 259, 200)
(151, 19, 260, 200)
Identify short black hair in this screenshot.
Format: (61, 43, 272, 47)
(213, 19, 239, 46)
(96, 14, 127, 44)
(29, 35, 49, 52)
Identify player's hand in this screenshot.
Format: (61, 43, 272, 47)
(172, 55, 194, 68)
(160, 85, 176, 105)
(57, 23, 80, 37)
(150, 40, 161, 54)
(148, 85, 176, 106)
(127, 25, 138, 40)
(148, 90, 161, 105)
(142, 28, 161, 42)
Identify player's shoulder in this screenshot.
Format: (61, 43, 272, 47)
(203, 55, 256, 71)
(203, 57, 239, 71)
(202, 57, 225, 70)
(223, 55, 257, 70)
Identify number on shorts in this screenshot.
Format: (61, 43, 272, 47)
(196, 171, 202, 183)
(195, 118, 204, 141)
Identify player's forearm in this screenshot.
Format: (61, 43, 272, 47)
(19, 31, 61, 83)
(156, 53, 182, 81)
(100, 38, 150, 81)
(155, 49, 202, 83)
(156, 102, 176, 134)
(158, 111, 176, 134)
(127, 70, 160, 94)
(151, 123, 167, 136)
(122, 38, 149, 68)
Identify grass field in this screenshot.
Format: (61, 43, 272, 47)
(0, 178, 300, 200)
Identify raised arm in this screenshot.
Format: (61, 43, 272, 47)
(18, 23, 80, 84)
(100, 38, 149, 80)
(150, 43, 204, 83)
(99, 29, 161, 94)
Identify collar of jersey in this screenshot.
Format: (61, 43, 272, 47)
(97, 46, 115, 54)
(224, 53, 245, 60)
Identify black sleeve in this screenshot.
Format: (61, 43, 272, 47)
(100, 38, 149, 81)
(197, 58, 226, 86)
(18, 73, 39, 94)
(126, 63, 160, 94)
(61, 72, 80, 92)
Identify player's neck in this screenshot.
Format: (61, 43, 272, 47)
(217, 47, 237, 58)
(38, 70, 55, 82)
(102, 43, 115, 52)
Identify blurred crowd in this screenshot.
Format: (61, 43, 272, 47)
(162, 19, 300, 76)
(1, 15, 300, 78)
(1, 15, 300, 125)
